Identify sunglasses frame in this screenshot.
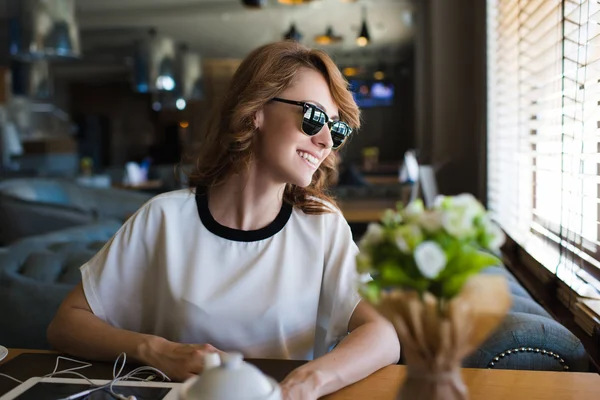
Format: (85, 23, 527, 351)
(271, 97, 352, 149)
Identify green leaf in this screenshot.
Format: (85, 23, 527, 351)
(360, 281, 381, 304)
(381, 209, 402, 228)
(470, 249, 502, 270)
(395, 201, 405, 213)
(381, 263, 414, 285)
(380, 262, 429, 292)
(435, 248, 502, 299)
(441, 272, 472, 299)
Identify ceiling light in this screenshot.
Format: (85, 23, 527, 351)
(356, 20, 370, 47)
(176, 99, 187, 110)
(342, 67, 359, 77)
(179, 121, 190, 128)
(176, 44, 204, 101)
(314, 26, 343, 45)
(283, 23, 303, 42)
(156, 75, 176, 91)
(356, 7, 371, 47)
(133, 29, 177, 93)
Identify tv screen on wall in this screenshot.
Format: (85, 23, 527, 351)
(348, 80, 395, 108)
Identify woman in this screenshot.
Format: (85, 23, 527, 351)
(48, 41, 400, 399)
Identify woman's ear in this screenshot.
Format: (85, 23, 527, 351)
(254, 108, 264, 131)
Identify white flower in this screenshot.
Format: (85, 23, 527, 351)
(439, 193, 485, 239)
(394, 224, 423, 254)
(480, 216, 506, 251)
(418, 210, 443, 233)
(488, 224, 506, 251)
(395, 236, 410, 253)
(452, 193, 481, 208)
(402, 199, 424, 221)
(414, 241, 447, 279)
(433, 195, 447, 209)
(442, 208, 478, 238)
(359, 223, 384, 250)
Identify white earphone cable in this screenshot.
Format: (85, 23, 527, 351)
(0, 352, 171, 400)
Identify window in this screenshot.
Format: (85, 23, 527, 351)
(487, 0, 600, 299)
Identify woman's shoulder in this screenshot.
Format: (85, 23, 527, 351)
(293, 196, 348, 228)
(127, 188, 197, 222)
(143, 188, 196, 208)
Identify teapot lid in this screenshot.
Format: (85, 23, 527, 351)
(181, 352, 281, 400)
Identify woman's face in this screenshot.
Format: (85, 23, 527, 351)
(255, 67, 338, 188)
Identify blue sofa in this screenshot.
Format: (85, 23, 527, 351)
(0, 222, 120, 349)
(0, 178, 151, 245)
(0, 223, 589, 371)
(462, 266, 588, 371)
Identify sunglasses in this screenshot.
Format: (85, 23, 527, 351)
(271, 98, 352, 149)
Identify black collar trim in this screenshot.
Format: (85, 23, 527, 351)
(195, 186, 293, 242)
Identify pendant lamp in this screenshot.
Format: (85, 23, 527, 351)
(283, 23, 303, 42)
(9, 0, 81, 60)
(314, 26, 343, 45)
(132, 29, 177, 93)
(356, 7, 371, 47)
(241, 0, 268, 7)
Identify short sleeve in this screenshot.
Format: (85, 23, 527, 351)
(80, 201, 162, 333)
(314, 214, 362, 358)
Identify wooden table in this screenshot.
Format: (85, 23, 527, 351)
(363, 176, 402, 185)
(2, 349, 600, 399)
(338, 199, 399, 223)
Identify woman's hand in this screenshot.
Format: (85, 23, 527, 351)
(280, 368, 323, 400)
(140, 337, 223, 382)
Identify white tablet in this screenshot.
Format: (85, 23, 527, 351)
(0, 377, 181, 400)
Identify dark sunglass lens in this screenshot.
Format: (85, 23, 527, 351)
(302, 105, 325, 136)
(331, 135, 344, 148)
(331, 122, 351, 148)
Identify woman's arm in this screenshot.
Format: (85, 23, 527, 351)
(47, 283, 220, 382)
(280, 300, 400, 398)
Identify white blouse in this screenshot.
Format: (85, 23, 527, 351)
(81, 188, 362, 360)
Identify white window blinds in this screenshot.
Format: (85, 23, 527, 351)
(487, 0, 600, 297)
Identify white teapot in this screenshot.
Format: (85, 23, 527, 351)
(179, 352, 282, 400)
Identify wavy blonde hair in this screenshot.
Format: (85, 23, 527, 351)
(187, 41, 361, 214)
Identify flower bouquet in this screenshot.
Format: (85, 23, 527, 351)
(357, 194, 512, 400)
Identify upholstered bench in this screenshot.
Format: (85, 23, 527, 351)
(461, 266, 589, 371)
(0, 222, 120, 349)
(0, 178, 151, 244)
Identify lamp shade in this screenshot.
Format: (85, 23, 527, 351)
(9, 0, 81, 60)
(314, 26, 343, 45)
(283, 23, 303, 42)
(356, 19, 370, 47)
(241, 0, 268, 7)
(177, 47, 204, 101)
(132, 30, 177, 93)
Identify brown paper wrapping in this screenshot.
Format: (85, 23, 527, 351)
(374, 275, 512, 400)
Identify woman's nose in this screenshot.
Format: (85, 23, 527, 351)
(312, 124, 334, 149)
